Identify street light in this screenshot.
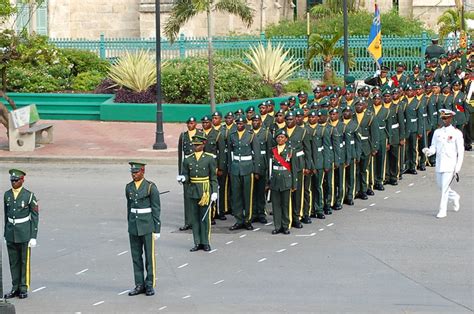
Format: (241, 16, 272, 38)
(153, 0, 167, 150)
(343, 0, 349, 76)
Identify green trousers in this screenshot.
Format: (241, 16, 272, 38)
(129, 233, 155, 288)
(367, 156, 375, 190)
(252, 174, 267, 220)
(7, 241, 30, 293)
(418, 130, 428, 167)
(357, 154, 370, 194)
(183, 183, 191, 226)
(302, 173, 312, 218)
(189, 198, 211, 245)
(345, 160, 357, 202)
(324, 167, 335, 210)
(387, 144, 400, 182)
(231, 173, 254, 225)
(334, 165, 346, 206)
(375, 137, 388, 185)
(312, 170, 325, 215)
(291, 171, 304, 221)
(218, 173, 230, 215)
(406, 132, 419, 171)
(271, 189, 291, 230)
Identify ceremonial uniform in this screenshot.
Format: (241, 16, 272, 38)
(386, 99, 406, 184)
(342, 112, 360, 204)
(404, 95, 422, 173)
(329, 116, 344, 210)
(126, 162, 161, 296)
(372, 102, 391, 189)
(4, 169, 39, 299)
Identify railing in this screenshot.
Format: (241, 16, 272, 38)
(50, 32, 466, 80)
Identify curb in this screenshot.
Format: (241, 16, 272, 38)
(0, 155, 178, 165)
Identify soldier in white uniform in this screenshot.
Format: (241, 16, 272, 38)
(423, 109, 464, 218)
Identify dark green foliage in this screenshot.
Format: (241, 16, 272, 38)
(61, 49, 109, 76)
(71, 71, 105, 92)
(284, 78, 312, 93)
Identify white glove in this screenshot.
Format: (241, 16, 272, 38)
(176, 175, 186, 183)
(28, 238, 37, 248)
(153, 233, 160, 240)
(210, 193, 218, 202)
(422, 147, 430, 156)
(374, 69, 381, 77)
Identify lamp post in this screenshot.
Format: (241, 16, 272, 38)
(343, 0, 349, 76)
(153, 0, 167, 150)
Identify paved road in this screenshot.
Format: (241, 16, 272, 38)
(1, 156, 473, 313)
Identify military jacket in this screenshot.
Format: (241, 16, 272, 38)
(269, 145, 298, 191)
(425, 44, 445, 59)
(182, 152, 218, 199)
(329, 121, 344, 167)
(404, 97, 422, 135)
(434, 64, 450, 84)
(227, 129, 262, 176)
(373, 106, 392, 143)
(311, 123, 334, 170)
(252, 127, 272, 176)
(202, 128, 227, 172)
(416, 94, 431, 133)
(262, 114, 275, 129)
(392, 73, 409, 87)
(178, 129, 204, 175)
(126, 179, 161, 236)
(342, 119, 360, 163)
(284, 126, 313, 171)
(387, 102, 406, 145)
(356, 110, 380, 156)
(427, 93, 441, 129)
(4, 188, 39, 243)
(452, 91, 468, 125)
(339, 97, 358, 110)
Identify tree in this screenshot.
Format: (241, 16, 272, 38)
(164, 0, 254, 112)
(305, 30, 352, 83)
(310, 0, 358, 18)
(437, 8, 474, 40)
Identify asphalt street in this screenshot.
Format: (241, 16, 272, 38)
(1, 155, 473, 313)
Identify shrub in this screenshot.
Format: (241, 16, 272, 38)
(7, 66, 62, 92)
(162, 57, 274, 104)
(108, 50, 156, 93)
(284, 78, 312, 93)
(61, 48, 109, 76)
(115, 86, 156, 103)
(71, 70, 106, 91)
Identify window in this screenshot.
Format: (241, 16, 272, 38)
(15, 0, 48, 35)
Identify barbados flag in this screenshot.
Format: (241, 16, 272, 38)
(367, 4, 382, 66)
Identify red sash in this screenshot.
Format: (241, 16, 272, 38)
(391, 75, 399, 87)
(272, 147, 291, 171)
(456, 104, 465, 112)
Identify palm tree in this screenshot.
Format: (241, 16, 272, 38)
(437, 8, 474, 40)
(305, 30, 351, 83)
(164, 0, 254, 112)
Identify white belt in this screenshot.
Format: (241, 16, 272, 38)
(296, 151, 305, 157)
(392, 123, 399, 129)
(329, 146, 333, 150)
(350, 140, 355, 145)
(410, 118, 417, 122)
(360, 135, 369, 140)
(379, 126, 385, 130)
(317, 147, 324, 152)
(260, 151, 266, 155)
(184, 153, 193, 158)
(422, 113, 428, 117)
(8, 214, 31, 224)
(234, 155, 252, 161)
(433, 112, 438, 115)
(272, 166, 287, 171)
(131, 208, 152, 214)
(339, 143, 344, 148)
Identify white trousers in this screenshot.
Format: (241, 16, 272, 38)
(436, 172, 460, 215)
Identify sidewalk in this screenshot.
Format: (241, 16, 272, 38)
(0, 120, 184, 164)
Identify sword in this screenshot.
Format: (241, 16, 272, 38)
(202, 200, 215, 222)
(159, 190, 170, 195)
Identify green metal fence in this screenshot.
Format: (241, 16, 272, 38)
(50, 33, 464, 80)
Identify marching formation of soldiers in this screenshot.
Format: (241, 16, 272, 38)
(178, 54, 473, 249)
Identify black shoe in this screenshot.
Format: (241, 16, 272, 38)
(406, 169, 417, 175)
(399, 175, 403, 180)
(251, 217, 259, 223)
(245, 223, 254, 230)
(4, 290, 19, 299)
(282, 228, 290, 235)
(316, 213, 326, 219)
(310, 212, 316, 218)
(357, 192, 368, 200)
(179, 225, 191, 231)
(324, 208, 332, 215)
(128, 285, 146, 296)
(418, 165, 426, 171)
(202, 244, 211, 252)
(272, 229, 281, 235)
(333, 204, 342, 210)
(374, 183, 385, 191)
(218, 214, 227, 221)
(18, 292, 28, 299)
(366, 189, 375, 196)
(465, 146, 472, 151)
(145, 287, 155, 296)
(301, 216, 312, 224)
(344, 199, 354, 206)
(292, 221, 303, 229)
(211, 219, 216, 225)
(389, 180, 398, 186)
(258, 217, 268, 224)
(190, 245, 202, 252)
(229, 223, 243, 231)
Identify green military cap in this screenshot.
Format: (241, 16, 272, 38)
(225, 111, 234, 118)
(285, 111, 296, 119)
(431, 35, 439, 41)
(234, 108, 244, 115)
(258, 101, 267, 108)
(276, 109, 286, 115)
(451, 79, 461, 85)
(329, 107, 339, 114)
(345, 86, 354, 93)
(355, 97, 368, 105)
(9, 169, 26, 180)
(430, 58, 438, 63)
(441, 82, 451, 90)
(361, 86, 370, 91)
(329, 94, 338, 99)
(380, 65, 390, 72)
(425, 82, 433, 88)
(382, 89, 391, 96)
(371, 86, 380, 92)
(294, 108, 304, 116)
(212, 111, 222, 118)
(129, 162, 146, 173)
(325, 85, 333, 92)
(413, 64, 421, 69)
(297, 91, 308, 97)
(192, 134, 208, 145)
(313, 86, 323, 93)
(342, 105, 352, 111)
(235, 117, 246, 123)
(318, 108, 329, 116)
(439, 54, 447, 59)
(251, 114, 262, 120)
(245, 106, 255, 113)
(266, 99, 275, 106)
(396, 62, 405, 68)
(334, 86, 342, 92)
(404, 84, 415, 91)
(301, 104, 309, 110)
(288, 96, 296, 101)
(344, 75, 355, 84)
(309, 109, 318, 116)
(319, 96, 330, 107)
(391, 87, 400, 94)
(423, 69, 434, 76)
(201, 115, 211, 122)
(415, 84, 423, 89)
(186, 116, 197, 123)
(372, 93, 382, 99)
(274, 129, 289, 138)
(280, 101, 289, 107)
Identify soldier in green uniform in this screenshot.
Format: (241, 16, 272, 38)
(391, 62, 410, 88)
(425, 36, 446, 59)
(311, 109, 333, 219)
(3, 169, 39, 300)
(178, 135, 218, 252)
(271, 109, 287, 136)
(211, 111, 229, 221)
(409, 65, 422, 84)
(268, 129, 297, 234)
(222, 112, 237, 215)
(372, 93, 392, 190)
(311, 87, 324, 108)
(266, 99, 276, 117)
(297, 91, 309, 109)
(354, 98, 380, 200)
(251, 114, 272, 224)
(328, 108, 345, 210)
(126, 162, 161, 297)
(403, 85, 423, 175)
(288, 96, 297, 110)
(385, 89, 406, 185)
(279, 101, 290, 114)
(259, 102, 275, 129)
(245, 106, 256, 126)
(178, 117, 203, 231)
(227, 117, 262, 231)
(341, 106, 360, 205)
(391, 88, 407, 179)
